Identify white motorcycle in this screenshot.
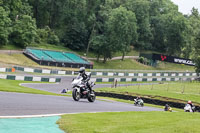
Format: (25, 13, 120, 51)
(134, 99, 144, 107)
(184, 104, 195, 112)
(71, 76, 96, 102)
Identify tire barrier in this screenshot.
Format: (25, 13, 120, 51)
(0, 74, 61, 83)
(95, 92, 200, 112)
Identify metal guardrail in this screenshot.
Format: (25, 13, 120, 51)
(90, 69, 195, 73)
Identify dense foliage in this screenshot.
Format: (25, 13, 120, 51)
(0, 0, 200, 66)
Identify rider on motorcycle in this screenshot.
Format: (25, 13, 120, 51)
(78, 67, 92, 92)
(187, 100, 195, 112)
(135, 96, 142, 105)
(164, 104, 172, 112)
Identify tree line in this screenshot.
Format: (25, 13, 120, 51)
(0, 0, 200, 68)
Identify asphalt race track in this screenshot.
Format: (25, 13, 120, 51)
(0, 76, 163, 117)
(0, 92, 162, 116)
(20, 76, 159, 94)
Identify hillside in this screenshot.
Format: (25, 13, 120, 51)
(0, 51, 195, 72)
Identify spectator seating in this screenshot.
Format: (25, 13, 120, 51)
(27, 49, 53, 61)
(24, 48, 92, 69)
(63, 53, 88, 64)
(44, 50, 73, 63)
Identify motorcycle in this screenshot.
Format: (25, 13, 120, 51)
(164, 106, 172, 112)
(71, 76, 96, 102)
(134, 98, 144, 107)
(184, 104, 195, 112)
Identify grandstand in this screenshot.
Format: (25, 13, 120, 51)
(24, 48, 93, 69)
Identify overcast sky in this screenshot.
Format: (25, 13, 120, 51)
(171, 0, 200, 14)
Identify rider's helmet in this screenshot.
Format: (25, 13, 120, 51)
(79, 67, 85, 74)
(188, 100, 192, 104)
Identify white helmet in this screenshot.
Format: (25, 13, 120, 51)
(79, 67, 85, 73)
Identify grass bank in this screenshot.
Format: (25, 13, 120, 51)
(58, 111, 200, 133)
(96, 82, 200, 104)
(0, 79, 58, 95)
(93, 59, 195, 71)
(1, 44, 194, 71)
(0, 53, 78, 71)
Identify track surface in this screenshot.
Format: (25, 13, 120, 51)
(21, 76, 159, 94)
(0, 92, 162, 116)
(0, 76, 162, 117)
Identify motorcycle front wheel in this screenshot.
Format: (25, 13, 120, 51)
(88, 90, 96, 102)
(72, 89, 80, 101)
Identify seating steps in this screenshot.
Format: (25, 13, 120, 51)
(44, 50, 73, 63)
(63, 53, 89, 64)
(27, 49, 53, 61)
(27, 48, 89, 64)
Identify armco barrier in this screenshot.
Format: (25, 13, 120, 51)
(14, 66, 74, 75)
(13, 66, 197, 77)
(90, 77, 195, 82)
(2, 66, 197, 82)
(0, 68, 15, 72)
(0, 74, 61, 83)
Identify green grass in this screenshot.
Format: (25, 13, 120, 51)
(93, 59, 153, 70)
(96, 96, 183, 112)
(157, 61, 195, 71)
(93, 59, 195, 71)
(0, 53, 79, 71)
(95, 81, 162, 84)
(96, 82, 200, 104)
(0, 79, 58, 95)
(0, 44, 22, 50)
(58, 111, 200, 133)
(0, 43, 195, 71)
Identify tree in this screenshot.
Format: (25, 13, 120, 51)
(106, 6, 137, 60)
(0, 7, 11, 46)
(59, 0, 88, 50)
(183, 8, 200, 58)
(90, 35, 108, 62)
(10, 15, 37, 47)
(193, 31, 200, 75)
(124, 0, 152, 50)
(2, 0, 32, 20)
(163, 13, 188, 56)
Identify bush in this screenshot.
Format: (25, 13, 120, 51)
(37, 28, 48, 42)
(37, 26, 60, 45)
(0, 7, 11, 46)
(47, 31, 60, 45)
(138, 57, 145, 64)
(138, 57, 151, 65)
(10, 15, 37, 48)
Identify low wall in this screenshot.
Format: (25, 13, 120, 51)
(0, 74, 61, 83)
(0, 68, 15, 72)
(90, 77, 195, 82)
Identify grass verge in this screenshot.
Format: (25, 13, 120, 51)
(93, 59, 195, 71)
(96, 82, 200, 104)
(0, 79, 58, 95)
(1, 44, 195, 71)
(58, 111, 200, 133)
(96, 96, 183, 112)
